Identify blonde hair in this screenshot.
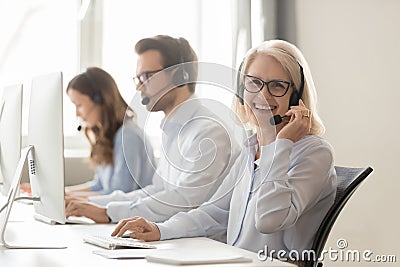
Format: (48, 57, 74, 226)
(233, 39, 325, 136)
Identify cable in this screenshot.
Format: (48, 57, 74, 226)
(0, 196, 40, 213)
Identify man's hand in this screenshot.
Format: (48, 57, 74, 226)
(65, 195, 88, 206)
(65, 201, 110, 223)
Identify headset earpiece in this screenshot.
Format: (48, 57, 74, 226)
(172, 66, 189, 87)
(92, 91, 103, 104)
(289, 90, 299, 107)
(172, 38, 190, 87)
(288, 64, 305, 108)
(236, 60, 245, 105)
(82, 71, 104, 105)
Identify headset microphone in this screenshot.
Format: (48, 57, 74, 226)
(270, 114, 288, 126)
(76, 102, 97, 131)
(140, 82, 175, 106)
(141, 97, 150, 105)
(76, 117, 84, 131)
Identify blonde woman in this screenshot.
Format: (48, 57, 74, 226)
(109, 40, 337, 264)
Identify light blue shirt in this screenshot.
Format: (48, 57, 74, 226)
(86, 120, 155, 195)
(89, 95, 242, 223)
(156, 134, 337, 255)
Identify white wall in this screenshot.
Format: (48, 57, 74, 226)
(64, 154, 94, 186)
(297, 0, 399, 265)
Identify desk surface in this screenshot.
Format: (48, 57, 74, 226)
(0, 202, 294, 267)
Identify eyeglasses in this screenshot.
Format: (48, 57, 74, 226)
(133, 68, 164, 86)
(244, 75, 292, 97)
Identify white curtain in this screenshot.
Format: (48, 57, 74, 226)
(231, 0, 297, 69)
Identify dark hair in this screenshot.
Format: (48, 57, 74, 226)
(67, 67, 135, 166)
(135, 35, 198, 92)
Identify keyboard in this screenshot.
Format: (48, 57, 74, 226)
(83, 234, 157, 250)
(66, 216, 95, 224)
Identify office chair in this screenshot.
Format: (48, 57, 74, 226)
(305, 166, 373, 267)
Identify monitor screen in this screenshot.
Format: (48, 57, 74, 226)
(0, 84, 22, 196)
(28, 72, 66, 224)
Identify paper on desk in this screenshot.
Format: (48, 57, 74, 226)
(145, 249, 252, 265)
(93, 249, 152, 259)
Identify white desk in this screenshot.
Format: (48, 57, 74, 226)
(0, 203, 295, 267)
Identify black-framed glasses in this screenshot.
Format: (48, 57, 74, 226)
(133, 68, 165, 86)
(244, 75, 292, 97)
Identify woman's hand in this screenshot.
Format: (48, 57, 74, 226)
(112, 216, 161, 242)
(20, 183, 32, 194)
(277, 100, 311, 142)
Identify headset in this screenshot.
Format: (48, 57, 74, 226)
(172, 38, 190, 87)
(236, 55, 305, 108)
(82, 71, 104, 105)
(75, 71, 103, 131)
(289, 63, 304, 107)
(92, 91, 103, 105)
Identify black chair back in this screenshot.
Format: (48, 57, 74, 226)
(305, 166, 373, 267)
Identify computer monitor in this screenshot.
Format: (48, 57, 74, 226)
(0, 76, 66, 248)
(0, 145, 46, 248)
(28, 72, 66, 224)
(0, 84, 22, 196)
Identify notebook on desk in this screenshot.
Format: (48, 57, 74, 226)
(33, 213, 95, 225)
(83, 234, 157, 250)
(145, 249, 252, 265)
(93, 249, 152, 259)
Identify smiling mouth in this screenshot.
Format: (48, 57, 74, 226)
(253, 103, 276, 111)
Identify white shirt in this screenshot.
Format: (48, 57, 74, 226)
(89, 95, 242, 223)
(157, 134, 337, 255)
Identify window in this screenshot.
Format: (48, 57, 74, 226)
(0, 0, 79, 137)
(1, 0, 234, 151)
(102, 0, 233, 151)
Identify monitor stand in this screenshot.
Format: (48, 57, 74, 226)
(0, 145, 66, 249)
(0, 100, 4, 120)
(0, 100, 4, 188)
(0, 146, 3, 189)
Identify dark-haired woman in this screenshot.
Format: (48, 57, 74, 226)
(64, 67, 155, 198)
